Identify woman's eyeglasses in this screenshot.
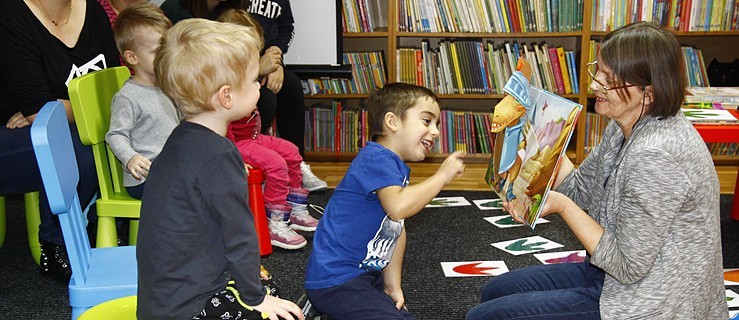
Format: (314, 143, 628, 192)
(587, 61, 637, 94)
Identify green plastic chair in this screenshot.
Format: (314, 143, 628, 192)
(0, 192, 42, 265)
(68, 66, 140, 248)
(78, 295, 137, 320)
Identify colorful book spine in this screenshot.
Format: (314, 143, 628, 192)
(548, 47, 566, 94)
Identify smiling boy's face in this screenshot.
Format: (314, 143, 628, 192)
(390, 97, 441, 162)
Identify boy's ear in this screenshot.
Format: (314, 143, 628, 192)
(384, 112, 399, 132)
(123, 50, 137, 66)
(215, 85, 234, 110)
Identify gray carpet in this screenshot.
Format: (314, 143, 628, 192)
(1, 191, 737, 319)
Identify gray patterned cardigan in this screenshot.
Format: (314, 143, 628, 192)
(557, 113, 727, 319)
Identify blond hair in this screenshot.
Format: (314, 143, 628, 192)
(114, 2, 172, 66)
(155, 19, 263, 117)
(216, 8, 264, 42)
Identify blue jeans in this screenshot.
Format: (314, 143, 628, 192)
(0, 124, 98, 245)
(306, 271, 416, 320)
(466, 262, 604, 320)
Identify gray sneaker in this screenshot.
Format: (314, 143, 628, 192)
(300, 162, 328, 192)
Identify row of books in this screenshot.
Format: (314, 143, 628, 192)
(706, 142, 739, 156)
(396, 0, 584, 33)
(302, 43, 706, 97)
(301, 51, 387, 95)
(304, 102, 369, 153)
(303, 104, 738, 157)
(582, 112, 609, 156)
(342, 0, 388, 32)
(397, 40, 579, 95)
(591, 0, 739, 32)
(685, 87, 739, 109)
(682, 46, 710, 87)
(304, 102, 497, 154)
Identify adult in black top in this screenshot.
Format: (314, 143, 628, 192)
(0, 0, 120, 282)
(137, 122, 265, 319)
(160, 0, 307, 157)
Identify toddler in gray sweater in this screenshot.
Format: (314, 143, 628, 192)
(105, 3, 180, 199)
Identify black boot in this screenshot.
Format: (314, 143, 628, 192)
(40, 241, 72, 283)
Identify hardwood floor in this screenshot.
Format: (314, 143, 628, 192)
(308, 161, 738, 194)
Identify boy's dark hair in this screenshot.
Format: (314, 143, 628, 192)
(368, 83, 439, 142)
(600, 21, 685, 118)
(114, 2, 172, 66)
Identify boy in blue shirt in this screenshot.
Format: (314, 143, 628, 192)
(305, 83, 466, 319)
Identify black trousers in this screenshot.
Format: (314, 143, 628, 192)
(257, 69, 306, 158)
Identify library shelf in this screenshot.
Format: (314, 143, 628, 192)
(304, 0, 739, 167)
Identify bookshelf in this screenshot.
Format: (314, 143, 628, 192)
(304, 0, 739, 165)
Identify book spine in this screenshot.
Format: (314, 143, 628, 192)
(556, 47, 572, 94)
(548, 47, 566, 94)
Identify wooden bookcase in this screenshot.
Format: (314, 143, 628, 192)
(304, 0, 739, 165)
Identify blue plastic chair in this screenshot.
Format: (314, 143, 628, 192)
(31, 101, 137, 319)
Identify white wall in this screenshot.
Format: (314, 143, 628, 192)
(283, 0, 339, 66)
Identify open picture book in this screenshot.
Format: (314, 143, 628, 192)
(484, 58, 582, 229)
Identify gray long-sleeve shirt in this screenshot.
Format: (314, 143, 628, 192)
(557, 113, 727, 319)
(105, 79, 180, 187)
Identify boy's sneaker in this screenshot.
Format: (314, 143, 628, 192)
(300, 162, 328, 192)
(268, 219, 307, 250)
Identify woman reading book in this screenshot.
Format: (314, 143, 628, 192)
(467, 21, 727, 320)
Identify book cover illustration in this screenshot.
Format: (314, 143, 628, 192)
(485, 57, 582, 229)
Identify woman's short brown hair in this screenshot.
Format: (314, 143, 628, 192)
(599, 21, 685, 118)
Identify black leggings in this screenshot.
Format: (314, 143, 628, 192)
(257, 69, 306, 158)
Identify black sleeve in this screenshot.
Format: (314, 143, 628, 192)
(0, 0, 56, 119)
(159, 0, 194, 24)
(270, 0, 294, 54)
(0, 0, 119, 121)
(202, 148, 266, 306)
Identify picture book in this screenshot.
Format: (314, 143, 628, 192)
(485, 57, 582, 229)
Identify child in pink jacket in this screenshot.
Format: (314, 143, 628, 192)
(227, 110, 317, 250)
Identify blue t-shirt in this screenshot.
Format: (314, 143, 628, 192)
(305, 142, 410, 290)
